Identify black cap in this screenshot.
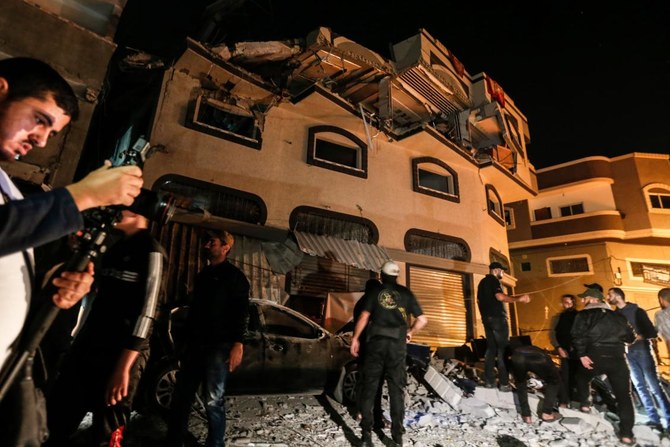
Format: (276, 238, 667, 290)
(489, 262, 507, 271)
(583, 283, 603, 292)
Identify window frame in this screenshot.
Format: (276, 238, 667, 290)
(307, 126, 368, 178)
(546, 254, 593, 277)
(504, 206, 516, 229)
(643, 183, 670, 214)
(412, 157, 460, 203)
(185, 94, 262, 150)
(559, 203, 585, 217)
(485, 185, 505, 226)
(404, 228, 471, 262)
(533, 207, 552, 221)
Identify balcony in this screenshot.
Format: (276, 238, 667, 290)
(530, 210, 624, 240)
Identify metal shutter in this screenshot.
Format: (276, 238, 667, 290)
(408, 266, 467, 347)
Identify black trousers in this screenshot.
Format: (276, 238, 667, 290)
(359, 336, 406, 438)
(44, 349, 147, 447)
(576, 352, 634, 438)
(558, 355, 578, 405)
(511, 348, 561, 417)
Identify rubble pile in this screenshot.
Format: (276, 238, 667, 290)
(80, 357, 669, 446)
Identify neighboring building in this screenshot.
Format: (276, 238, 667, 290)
(0, 0, 123, 187)
(140, 28, 538, 347)
(508, 153, 670, 351)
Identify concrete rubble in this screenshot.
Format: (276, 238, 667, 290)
(70, 357, 669, 446)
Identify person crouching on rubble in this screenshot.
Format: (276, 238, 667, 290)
(510, 345, 563, 424)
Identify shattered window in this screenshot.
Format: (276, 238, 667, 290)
(186, 95, 262, 149)
(405, 229, 470, 262)
(261, 305, 320, 339)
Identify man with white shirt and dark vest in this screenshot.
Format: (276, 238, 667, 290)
(351, 261, 427, 447)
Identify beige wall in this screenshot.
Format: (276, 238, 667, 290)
(144, 67, 513, 268)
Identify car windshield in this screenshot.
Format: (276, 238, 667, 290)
(262, 305, 320, 339)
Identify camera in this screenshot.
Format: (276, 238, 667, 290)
(74, 137, 175, 270)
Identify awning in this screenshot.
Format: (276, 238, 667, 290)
(293, 231, 390, 272)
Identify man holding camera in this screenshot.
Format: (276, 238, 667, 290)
(0, 57, 143, 445)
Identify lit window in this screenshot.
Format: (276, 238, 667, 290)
(412, 157, 459, 202)
(307, 126, 367, 178)
(186, 95, 262, 149)
(547, 255, 593, 277)
(486, 185, 504, 225)
(559, 203, 584, 217)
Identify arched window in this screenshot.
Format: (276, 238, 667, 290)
(405, 229, 470, 261)
(643, 183, 670, 213)
(485, 185, 504, 225)
(412, 157, 459, 202)
(307, 126, 367, 178)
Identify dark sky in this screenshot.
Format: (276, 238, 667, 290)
(218, 1, 670, 168)
(121, 1, 670, 168)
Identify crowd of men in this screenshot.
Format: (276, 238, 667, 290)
(3, 56, 670, 447)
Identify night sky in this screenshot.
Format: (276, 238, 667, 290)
(121, 1, 670, 168)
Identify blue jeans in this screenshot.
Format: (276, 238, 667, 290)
(168, 343, 233, 447)
(627, 345, 670, 427)
(483, 316, 510, 386)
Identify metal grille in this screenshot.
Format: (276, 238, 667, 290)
(408, 266, 468, 347)
(399, 69, 463, 115)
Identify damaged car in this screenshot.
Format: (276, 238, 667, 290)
(142, 299, 356, 414)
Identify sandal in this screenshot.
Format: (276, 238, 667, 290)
(540, 413, 563, 423)
(579, 406, 591, 413)
(619, 436, 636, 445)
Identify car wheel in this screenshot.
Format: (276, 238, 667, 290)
(341, 362, 360, 406)
(148, 360, 179, 416)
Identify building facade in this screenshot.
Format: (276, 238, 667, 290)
(508, 153, 670, 351)
(139, 28, 537, 348)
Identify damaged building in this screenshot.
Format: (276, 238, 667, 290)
(139, 27, 538, 347)
(1, 0, 539, 348)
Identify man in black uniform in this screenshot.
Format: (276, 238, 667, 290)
(351, 261, 427, 447)
(571, 287, 636, 445)
(476, 262, 530, 391)
(45, 210, 165, 447)
(167, 230, 249, 447)
(552, 294, 578, 406)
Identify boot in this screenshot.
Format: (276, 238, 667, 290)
(108, 426, 125, 447)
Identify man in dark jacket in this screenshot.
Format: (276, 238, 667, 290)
(607, 287, 670, 432)
(167, 230, 250, 447)
(45, 211, 165, 447)
(552, 294, 578, 406)
(571, 287, 636, 445)
(476, 262, 530, 391)
(351, 261, 427, 447)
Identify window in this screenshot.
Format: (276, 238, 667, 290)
(521, 262, 531, 272)
(412, 157, 459, 202)
(154, 174, 267, 224)
(534, 207, 552, 221)
(547, 255, 593, 277)
(643, 183, 670, 213)
(559, 203, 584, 217)
(504, 206, 515, 229)
(405, 229, 471, 262)
(186, 95, 262, 149)
(307, 126, 367, 178)
(261, 305, 320, 339)
(485, 185, 504, 225)
(650, 193, 670, 209)
(289, 206, 378, 243)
